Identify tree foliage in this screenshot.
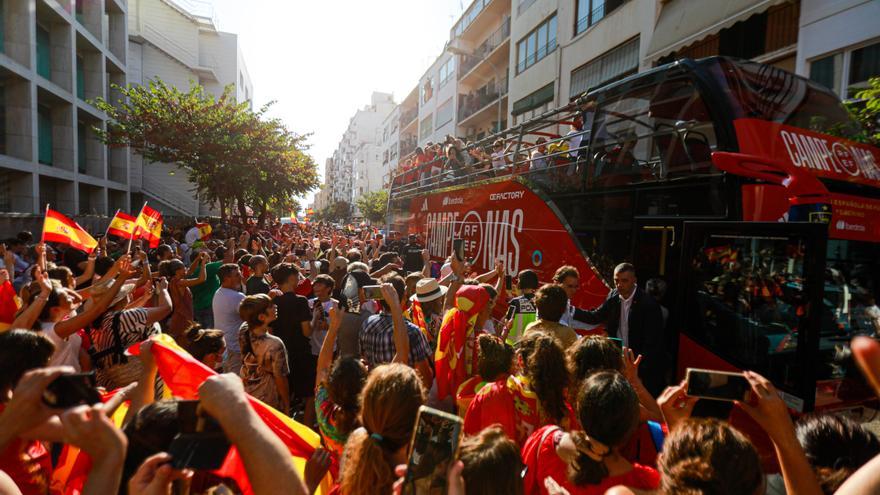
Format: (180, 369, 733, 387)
(317, 201, 352, 222)
(355, 190, 388, 224)
(843, 77, 880, 146)
(93, 79, 319, 225)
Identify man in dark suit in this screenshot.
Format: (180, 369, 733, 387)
(571, 262, 666, 394)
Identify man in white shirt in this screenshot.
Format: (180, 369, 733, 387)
(213, 263, 246, 374)
(566, 263, 666, 394)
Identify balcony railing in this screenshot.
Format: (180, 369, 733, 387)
(458, 77, 509, 122)
(458, 17, 511, 79)
(400, 107, 418, 128)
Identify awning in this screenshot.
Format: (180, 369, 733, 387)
(645, 0, 787, 62)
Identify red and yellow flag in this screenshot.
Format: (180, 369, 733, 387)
(434, 285, 490, 401)
(107, 211, 137, 240)
(42, 208, 98, 253)
(195, 222, 212, 240)
(134, 204, 163, 248)
(126, 335, 334, 494)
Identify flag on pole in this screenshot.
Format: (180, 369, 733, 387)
(195, 222, 212, 240)
(106, 211, 137, 240)
(41, 208, 98, 253)
(134, 204, 163, 248)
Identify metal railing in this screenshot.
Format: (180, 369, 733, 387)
(141, 173, 197, 215)
(458, 76, 508, 122)
(400, 107, 418, 128)
(458, 17, 511, 78)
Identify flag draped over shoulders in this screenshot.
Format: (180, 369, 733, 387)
(434, 285, 489, 400)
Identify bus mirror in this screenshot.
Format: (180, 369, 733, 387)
(711, 151, 831, 206)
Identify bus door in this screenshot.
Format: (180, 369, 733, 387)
(677, 221, 827, 413)
(632, 219, 681, 330)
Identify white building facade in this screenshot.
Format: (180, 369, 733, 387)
(326, 92, 394, 215)
(128, 0, 253, 217)
(0, 0, 129, 216)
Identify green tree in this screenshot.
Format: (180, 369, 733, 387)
(355, 190, 388, 224)
(321, 201, 351, 222)
(843, 77, 880, 146)
(93, 79, 318, 225)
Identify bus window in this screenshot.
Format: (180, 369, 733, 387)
(589, 75, 717, 188)
(708, 59, 862, 138)
(684, 232, 812, 395)
(556, 193, 633, 282)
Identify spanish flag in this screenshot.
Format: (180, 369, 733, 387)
(306, 208, 315, 215)
(195, 222, 212, 240)
(41, 208, 98, 253)
(106, 211, 137, 240)
(125, 335, 335, 494)
(435, 285, 490, 400)
(0, 280, 20, 332)
(133, 204, 163, 248)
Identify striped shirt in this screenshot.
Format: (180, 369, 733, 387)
(360, 313, 432, 368)
(92, 309, 159, 367)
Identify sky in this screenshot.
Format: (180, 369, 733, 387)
(210, 0, 467, 205)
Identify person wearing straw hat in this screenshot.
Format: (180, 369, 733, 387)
(408, 278, 448, 347)
(88, 276, 172, 390)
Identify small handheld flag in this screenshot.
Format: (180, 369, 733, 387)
(195, 222, 212, 240)
(134, 203, 163, 248)
(107, 211, 137, 240)
(41, 207, 98, 253)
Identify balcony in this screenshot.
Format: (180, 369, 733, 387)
(458, 18, 510, 79)
(400, 107, 418, 130)
(450, 0, 510, 45)
(458, 76, 508, 124)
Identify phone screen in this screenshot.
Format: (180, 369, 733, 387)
(402, 406, 463, 495)
(686, 368, 750, 402)
(362, 285, 384, 300)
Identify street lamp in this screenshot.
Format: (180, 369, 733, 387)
(446, 45, 505, 135)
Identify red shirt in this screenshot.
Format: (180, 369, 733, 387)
(463, 375, 576, 448)
(0, 404, 53, 495)
(521, 425, 660, 495)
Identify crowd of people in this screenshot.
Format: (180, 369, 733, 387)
(1, 221, 880, 495)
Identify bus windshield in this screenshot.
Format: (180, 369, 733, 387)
(705, 58, 864, 140)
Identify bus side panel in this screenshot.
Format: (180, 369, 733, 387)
(403, 180, 610, 310)
(743, 184, 880, 242)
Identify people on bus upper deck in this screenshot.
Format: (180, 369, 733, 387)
(529, 138, 549, 172)
(566, 263, 665, 394)
(491, 139, 511, 172)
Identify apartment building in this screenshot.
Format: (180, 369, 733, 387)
(326, 92, 395, 213)
(416, 51, 458, 146)
(379, 104, 400, 190)
(0, 0, 128, 216)
(128, 0, 253, 217)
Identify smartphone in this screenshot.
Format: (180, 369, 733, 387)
(402, 406, 464, 495)
(168, 400, 231, 470)
(42, 372, 101, 409)
(685, 368, 750, 402)
(362, 285, 384, 300)
(505, 275, 512, 291)
(452, 239, 464, 262)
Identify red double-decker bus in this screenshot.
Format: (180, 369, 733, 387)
(387, 57, 880, 424)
